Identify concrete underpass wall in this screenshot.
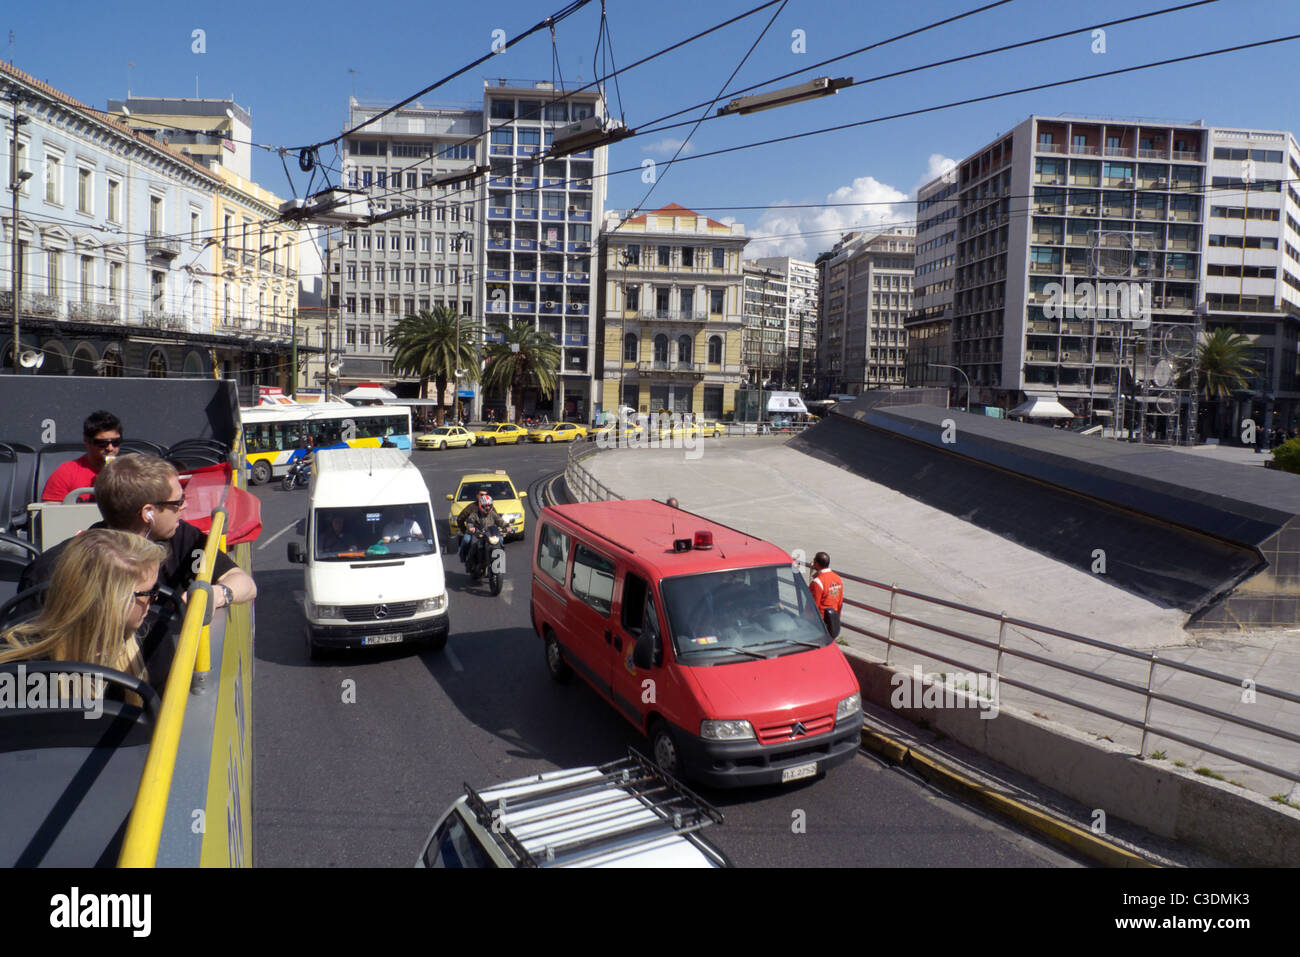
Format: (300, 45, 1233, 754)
(791, 402, 1300, 626)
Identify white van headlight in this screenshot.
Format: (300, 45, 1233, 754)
(700, 719, 755, 741)
(836, 693, 861, 720)
(309, 602, 342, 619)
(415, 594, 448, 614)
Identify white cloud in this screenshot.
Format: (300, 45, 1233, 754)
(913, 153, 959, 194)
(744, 175, 912, 260)
(641, 137, 694, 157)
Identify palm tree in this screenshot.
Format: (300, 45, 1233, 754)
(1178, 327, 1258, 440)
(385, 306, 481, 425)
(481, 320, 561, 423)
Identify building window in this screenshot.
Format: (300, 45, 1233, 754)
(419, 267, 430, 283)
(624, 285, 639, 311)
(712, 248, 725, 269)
(623, 333, 637, 362)
(77, 168, 93, 213)
(108, 261, 122, 304)
(709, 288, 724, 314)
(150, 195, 164, 235)
(653, 334, 669, 363)
(677, 335, 691, 363)
(657, 245, 671, 267)
(708, 335, 722, 364)
(346, 327, 356, 345)
(79, 255, 94, 302)
(107, 178, 121, 222)
(681, 247, 694, 268)
(44, 152, 62, 204)
(46, 250, 61, 297)
(191, 210, 201, 245)
(625, 244, 640, 265)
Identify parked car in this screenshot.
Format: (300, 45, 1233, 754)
(527, 422, 588, 443)
(471, 423, 529, 446)
(416, 426, 476, 450)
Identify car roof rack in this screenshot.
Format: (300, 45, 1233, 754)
(462, 748, 726, 868)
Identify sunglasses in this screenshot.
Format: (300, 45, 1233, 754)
(153, 496, 187, 511)
(90, 436, 123, 449)
(134, 585, 160, 602)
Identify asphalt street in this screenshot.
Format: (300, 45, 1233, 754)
(250, 439, 1081, 867)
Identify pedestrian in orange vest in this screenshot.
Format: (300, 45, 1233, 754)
(810, 551, 844, 636)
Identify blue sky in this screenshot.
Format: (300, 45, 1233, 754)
(8, 0, 1299, 258)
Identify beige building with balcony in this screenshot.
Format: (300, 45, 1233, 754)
(597, 204, 748, 418)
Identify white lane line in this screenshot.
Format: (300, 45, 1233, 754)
(444, 643, 464, 672)
(258, 520, 299, 551)
(292, 590, 305, 606)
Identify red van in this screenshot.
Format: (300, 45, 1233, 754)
(530, 500, 863, 787)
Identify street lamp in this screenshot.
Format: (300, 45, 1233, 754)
(454, 229, 472, 423)
(929, 362, 970, 413)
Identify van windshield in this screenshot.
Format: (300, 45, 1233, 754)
(314, 504, 437, 561)
(660, 564, 830, 662)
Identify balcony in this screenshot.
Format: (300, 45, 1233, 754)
(512, 301, 536, 314)
(513, 270, 536, 282)
(513, 206, 539, 220)
(542, 177, 566, 188)
(567, 242, 591, 254)
(488, 176, 513, 187)
(637, 360, 704, 375)
(514, 239, 538, 251)
(488, 236, 511, 250)
(67, 300, 122, 323)
(539, 301, 562, 314)
(0, 291, 60, 318)
(1172, 150, 1200, 161)
(486, 268, 509, 282)
(222, 244, 237, 261)
(541, 209, 565, 221)
(147, 236, 182, 259)
(515, 175, 537, 188)
(564, 334, 589, 347)
(637, 309, 707, 323)
(138, 310, 187, 331)
(489, 206, 511, 220)
(243, 251, 256, 266)
(274, 264, 286, 277)
(1103, 146, 1134, 158)
(565, 272, 588, 283)
(540, 270, 563, 283)
(566, 303, 589, 315)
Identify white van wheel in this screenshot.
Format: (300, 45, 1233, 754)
(650, 721, 681, 777)
(544, 631, 572, 683)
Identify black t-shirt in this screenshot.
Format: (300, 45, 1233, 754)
(17, 520, 239, 605)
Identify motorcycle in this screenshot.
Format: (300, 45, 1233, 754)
(282, 459, 311, 491)
(464, 522, 509, 596)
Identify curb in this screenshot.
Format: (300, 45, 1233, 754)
(858, 723, 1160, 869)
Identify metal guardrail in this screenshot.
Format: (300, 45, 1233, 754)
(118, 505, 228, 867)
(801, 562, 1300, 786)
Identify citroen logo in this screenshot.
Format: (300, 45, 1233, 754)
(790, 721, 807, 738)
(374, 604, 389, 620)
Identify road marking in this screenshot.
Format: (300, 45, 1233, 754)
(444, 643, 464, 672)
(258, 519, 298, 551)
(293, 590, 305, 606)
(500, 579, 514, 605)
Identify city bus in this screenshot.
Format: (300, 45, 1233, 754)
(242, 402, 412, 485)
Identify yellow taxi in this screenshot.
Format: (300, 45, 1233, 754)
(471, 423, 530, 446)
(591, 420, 645, 444)
(652, 419, 698, 442)
(446, 471, 528, 541)
(695, 419, 727, 438)
(416, 425, 476, 450)
(526, 422, 588, 443)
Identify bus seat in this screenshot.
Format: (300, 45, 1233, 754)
(1, 443, 37, 535)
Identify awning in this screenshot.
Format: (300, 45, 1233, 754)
(767, 392, 809, 414)
(1007, 395, 1074, 419)
(341, 385, 398, 402)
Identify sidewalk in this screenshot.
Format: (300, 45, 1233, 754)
(582, 436, 1300, 804)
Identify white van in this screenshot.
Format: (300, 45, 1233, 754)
(287, 447, 449, 657)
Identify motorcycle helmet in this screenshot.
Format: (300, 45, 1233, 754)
(478, 493, 493, 512)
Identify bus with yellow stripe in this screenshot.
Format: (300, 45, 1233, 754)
(0, 377, 256, 867)
(242, 402, 412, 485)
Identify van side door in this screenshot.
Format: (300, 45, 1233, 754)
(562, 542, 618, 703)
(607, 570, 654, 728)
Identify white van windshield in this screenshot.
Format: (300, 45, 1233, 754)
(660, 564, 830, 661)
(314, 504, 436, 561)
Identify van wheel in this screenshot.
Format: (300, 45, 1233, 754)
(650, 720, 683, 778)
(544, 631, 572, 683)
(251, 461, 272, 486)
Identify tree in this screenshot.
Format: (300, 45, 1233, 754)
(1178, 327, 1258, 440)
(385, 307, 481, 425)
(481, 320, 561, 423)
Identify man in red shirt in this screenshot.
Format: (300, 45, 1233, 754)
(809, 551, 844, 622)
(40, 410, 122, 502)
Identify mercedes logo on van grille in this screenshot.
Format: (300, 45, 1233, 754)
(373, 604, 389, 620)
(790, 721, 808, 738)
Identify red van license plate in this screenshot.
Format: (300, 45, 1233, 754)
(781, 762, 817, 783)
(362, 634, 403, 646)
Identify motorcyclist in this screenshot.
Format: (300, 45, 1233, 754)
(458, 491, 508, 563)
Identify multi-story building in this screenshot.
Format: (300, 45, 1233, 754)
(107, 97, 254, 180)
(335, 81, 609, 419)
(337, 95, 482, 393)
(597, 203, 749, 417)
(1199, 127, 1300, 435)
(905, 175, 958, 392)
(482, 80, 607, 421)
(943, 115, 1210, 420)
(816, 228, 915, 395)
(747, 255, 818, 390)
(741, 263, 787, 387)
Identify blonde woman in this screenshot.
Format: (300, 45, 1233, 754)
(0, 529, 166, 699)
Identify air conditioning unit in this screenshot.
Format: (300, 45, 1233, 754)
(544, 300, 556, 309)
(1083, 207, 1097, 215)
(1121, 178, 1134, 186)
(1156, 177, 1168, 186)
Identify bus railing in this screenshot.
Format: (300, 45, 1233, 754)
(118, 506, 227, 867)
(797, 561, 1300, 786)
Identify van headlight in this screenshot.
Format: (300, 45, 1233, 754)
(415, 594, 448, 614)
(700, 719, 755, 741)
(309, 602, 342, 619)
(836, 693, 861, 720)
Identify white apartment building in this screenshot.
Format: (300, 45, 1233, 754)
(905, 175, 958, 393)
(748, 255, 818, 390)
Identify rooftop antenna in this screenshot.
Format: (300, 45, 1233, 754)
(195, 75, 199, 98)
(7, 29, 13, 65)
(127, 60, 134, 98)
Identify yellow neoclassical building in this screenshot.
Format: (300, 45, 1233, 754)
(597, 204, 748, 417)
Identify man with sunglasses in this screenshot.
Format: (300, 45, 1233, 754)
(40, 409, 123, 503)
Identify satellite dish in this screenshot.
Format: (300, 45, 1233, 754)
(19, 350, 44, 369)
(1153, 358, 1175, 388)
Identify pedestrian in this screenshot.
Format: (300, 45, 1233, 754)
(809, 551, 844, 637)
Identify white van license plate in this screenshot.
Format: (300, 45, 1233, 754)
(362, 634, 403, 646)
(781, 762, 817, 783)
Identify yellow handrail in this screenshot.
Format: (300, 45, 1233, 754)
(118, 508, 227, 868)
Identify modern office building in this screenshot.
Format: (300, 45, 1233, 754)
(905, 175, 958, 395)
(335, 81, 608, 418)
(815, 228, 915, 395)
(747, 255, 819, 390)
(741, 263, 787, 387)
(597, 203, 749, 417)
(107, 97, 254, 180)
